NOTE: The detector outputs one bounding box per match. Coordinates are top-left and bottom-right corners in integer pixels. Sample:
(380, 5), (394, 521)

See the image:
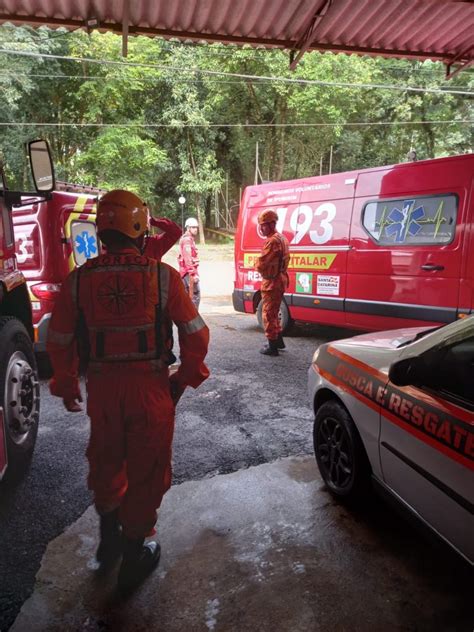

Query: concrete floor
(10, 456), (471, 632)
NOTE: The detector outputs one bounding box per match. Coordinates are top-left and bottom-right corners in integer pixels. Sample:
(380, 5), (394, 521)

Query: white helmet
(185, 217), (199, 228)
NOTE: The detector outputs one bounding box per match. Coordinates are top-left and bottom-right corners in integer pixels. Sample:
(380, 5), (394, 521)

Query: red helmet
(258, 210), (278, 225)
(97, 190), (149, 238)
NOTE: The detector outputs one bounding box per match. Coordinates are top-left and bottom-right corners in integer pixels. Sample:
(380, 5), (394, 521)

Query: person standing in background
(178, 217), (201, 309)
(255, 210), (290, 356)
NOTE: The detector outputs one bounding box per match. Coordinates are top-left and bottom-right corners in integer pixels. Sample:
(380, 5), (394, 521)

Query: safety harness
(75, 260), (175, 369)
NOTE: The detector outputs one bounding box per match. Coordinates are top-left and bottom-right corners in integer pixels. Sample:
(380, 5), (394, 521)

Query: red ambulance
(233, 153), (474, 333)
(12, 185), (99, 365)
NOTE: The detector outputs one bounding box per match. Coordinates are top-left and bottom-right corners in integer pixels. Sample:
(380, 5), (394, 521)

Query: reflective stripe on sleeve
(48, 328), (75, 346)
(179, 314), (206, 335)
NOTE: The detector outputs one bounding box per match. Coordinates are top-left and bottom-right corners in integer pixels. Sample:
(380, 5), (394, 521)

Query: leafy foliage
(0, 26), (472, 228)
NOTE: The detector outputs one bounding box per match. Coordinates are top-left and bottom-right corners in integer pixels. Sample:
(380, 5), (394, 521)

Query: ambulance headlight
(312, 348), (320, 365)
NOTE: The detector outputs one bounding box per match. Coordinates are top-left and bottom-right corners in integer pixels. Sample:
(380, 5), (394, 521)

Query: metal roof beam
(122, 0), (129, 57)
(289, 0), (332, 70)
(445, 45), (474, 79)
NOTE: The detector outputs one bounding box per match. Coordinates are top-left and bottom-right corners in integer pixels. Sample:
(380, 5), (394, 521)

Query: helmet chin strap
(139, 230), (149, 255)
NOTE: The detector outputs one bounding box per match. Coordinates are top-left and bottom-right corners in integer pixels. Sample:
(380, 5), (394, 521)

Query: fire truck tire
(0, 317), (40, 479)
(313, 400), (371, 503)
(256, 298), (292, 334)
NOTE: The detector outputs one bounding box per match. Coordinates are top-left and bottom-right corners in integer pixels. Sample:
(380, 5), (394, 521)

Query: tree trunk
(195, 195), (205, 245)
(420, 98), (435, 158)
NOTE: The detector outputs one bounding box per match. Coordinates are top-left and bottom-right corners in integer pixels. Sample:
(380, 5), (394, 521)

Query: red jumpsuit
(178, 231), (200, 308)
(255, 231), (290, 340)
(47, 249), (209, 539)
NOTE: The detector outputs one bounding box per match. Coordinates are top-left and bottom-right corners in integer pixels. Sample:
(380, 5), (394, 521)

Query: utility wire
(2, 37), (472, 75)
(134, 38), (474, 74)
(1, 24), (473, 75)
(0, 48), (472, 96)
(0, 121), (471, 128)
(0, 72), (471, 88)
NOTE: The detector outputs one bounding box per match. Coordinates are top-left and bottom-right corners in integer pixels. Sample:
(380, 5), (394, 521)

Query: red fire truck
(233, 153), (474, 333)
(0, 140), (56, 480)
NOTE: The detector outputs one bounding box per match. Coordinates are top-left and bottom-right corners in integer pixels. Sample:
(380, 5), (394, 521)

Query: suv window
(427, 336), (474, 407)
(362, 194), (457, 246)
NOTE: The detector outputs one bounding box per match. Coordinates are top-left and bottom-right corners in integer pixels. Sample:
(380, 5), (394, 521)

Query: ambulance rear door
(346, 155), (473, 330)
(287, 173), (356, 328)
(235, 182), (301, 310)
(58, 193), (98, 275)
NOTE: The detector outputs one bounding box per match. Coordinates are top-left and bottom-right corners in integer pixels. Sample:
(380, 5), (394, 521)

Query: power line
(0, 72), (470, 89)
(0, 48), (472, 96)
(133, 38), (474, 74)
(1, 24), (473, 76)
(0, 120), (471, 128)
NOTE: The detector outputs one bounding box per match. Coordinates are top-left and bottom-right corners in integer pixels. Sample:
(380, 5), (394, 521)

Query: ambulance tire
(256, 299), (292, 334)
(313, 400), (371, 503)
(0, 317), (40, 481)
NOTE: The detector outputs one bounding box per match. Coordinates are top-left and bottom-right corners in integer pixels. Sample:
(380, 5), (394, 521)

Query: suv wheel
(313, 400), (371, 502)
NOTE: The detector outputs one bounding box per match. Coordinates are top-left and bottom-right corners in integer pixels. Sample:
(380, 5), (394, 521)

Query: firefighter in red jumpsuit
(47, 190), (209, 591)
(178, 217), (200, 309)
(255, 210), (290, 356)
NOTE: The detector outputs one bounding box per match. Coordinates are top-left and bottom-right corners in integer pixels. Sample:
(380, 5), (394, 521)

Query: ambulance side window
(362, 194), (458, 246)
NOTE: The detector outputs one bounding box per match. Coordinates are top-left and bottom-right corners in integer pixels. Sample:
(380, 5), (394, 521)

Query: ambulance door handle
(421, 264), (444, 271)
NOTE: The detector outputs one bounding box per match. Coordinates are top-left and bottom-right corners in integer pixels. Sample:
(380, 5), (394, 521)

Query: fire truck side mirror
(28, 140), (55, 193)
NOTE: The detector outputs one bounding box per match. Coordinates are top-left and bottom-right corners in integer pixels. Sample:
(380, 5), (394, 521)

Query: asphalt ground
(0, 251), (472, 631)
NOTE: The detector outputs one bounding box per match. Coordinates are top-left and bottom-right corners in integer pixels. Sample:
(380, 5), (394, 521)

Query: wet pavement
(11, 456), (472, 632)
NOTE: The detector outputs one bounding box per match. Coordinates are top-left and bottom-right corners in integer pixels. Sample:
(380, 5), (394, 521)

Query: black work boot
(96, 508), (122, 573)
(259, 339), (279, 356)
(277, 334), (286, 349)
(117, 537), (161, 593)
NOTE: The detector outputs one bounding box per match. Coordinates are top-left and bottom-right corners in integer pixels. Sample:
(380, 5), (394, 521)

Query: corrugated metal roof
(0, 0), (472, 72)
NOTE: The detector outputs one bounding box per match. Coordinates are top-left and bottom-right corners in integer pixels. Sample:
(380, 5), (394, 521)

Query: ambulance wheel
(313, 400), (371, 502)
(0, 317), (40, 480)
(256, 299), (292, 334)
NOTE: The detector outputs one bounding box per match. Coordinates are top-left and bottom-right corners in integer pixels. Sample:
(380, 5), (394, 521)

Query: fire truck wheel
(0, 317), (40, 479)
(313, 400), (371, 503)
(256, 299), (292, 334)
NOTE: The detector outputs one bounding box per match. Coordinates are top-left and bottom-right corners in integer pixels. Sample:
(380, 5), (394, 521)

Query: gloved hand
(149, 217), (170, 230)
(169, 373), (186, 406)
(63, 392), (83, 412)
